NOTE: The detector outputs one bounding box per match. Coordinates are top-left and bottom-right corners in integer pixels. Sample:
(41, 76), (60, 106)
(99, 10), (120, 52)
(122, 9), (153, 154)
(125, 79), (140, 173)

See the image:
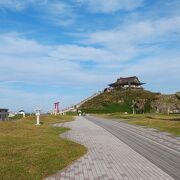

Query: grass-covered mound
(0, 115), (87, 180)
(80, 89), (160, 113)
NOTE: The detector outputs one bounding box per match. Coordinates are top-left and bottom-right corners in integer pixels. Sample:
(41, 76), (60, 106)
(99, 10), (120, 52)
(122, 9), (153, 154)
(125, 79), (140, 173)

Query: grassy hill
(79, 89), (180, 114)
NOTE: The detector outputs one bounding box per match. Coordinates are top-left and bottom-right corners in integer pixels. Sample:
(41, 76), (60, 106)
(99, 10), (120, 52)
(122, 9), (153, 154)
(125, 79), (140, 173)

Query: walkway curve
(46, 116), (174, 180)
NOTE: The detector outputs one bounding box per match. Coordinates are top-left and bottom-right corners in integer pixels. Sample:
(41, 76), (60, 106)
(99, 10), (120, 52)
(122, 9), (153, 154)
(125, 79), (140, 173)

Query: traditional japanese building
(0, 109), (9, 121)
(109, 76), (145, 89)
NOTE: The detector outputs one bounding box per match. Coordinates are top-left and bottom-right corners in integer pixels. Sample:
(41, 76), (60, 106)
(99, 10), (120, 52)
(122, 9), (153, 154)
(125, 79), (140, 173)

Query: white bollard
(36, 114), (40, 125)
(35, 110), (41, 125)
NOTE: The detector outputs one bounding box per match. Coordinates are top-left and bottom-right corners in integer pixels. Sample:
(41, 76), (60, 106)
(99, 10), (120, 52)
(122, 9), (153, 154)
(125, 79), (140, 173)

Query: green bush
(9, 114), (23, 120)
(66, 111), (78, 116)
(9, 114), (31, 120)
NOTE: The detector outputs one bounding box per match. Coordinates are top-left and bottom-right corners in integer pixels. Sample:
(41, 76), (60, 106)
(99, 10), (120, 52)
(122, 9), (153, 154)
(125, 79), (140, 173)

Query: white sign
(36, 112), (40, 116)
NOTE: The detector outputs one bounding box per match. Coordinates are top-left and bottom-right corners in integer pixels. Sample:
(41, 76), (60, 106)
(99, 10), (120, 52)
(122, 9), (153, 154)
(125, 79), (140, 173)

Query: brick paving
(46, 116), (174, 180)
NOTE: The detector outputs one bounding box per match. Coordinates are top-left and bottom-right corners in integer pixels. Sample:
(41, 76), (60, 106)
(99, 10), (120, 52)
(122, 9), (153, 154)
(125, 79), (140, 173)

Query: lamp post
(35, 109), (41, 125)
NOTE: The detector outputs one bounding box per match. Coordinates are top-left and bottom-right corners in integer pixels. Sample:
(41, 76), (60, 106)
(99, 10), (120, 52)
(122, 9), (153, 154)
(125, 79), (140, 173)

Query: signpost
(132, 100), (135, 115)
(35, 109), (41, 125)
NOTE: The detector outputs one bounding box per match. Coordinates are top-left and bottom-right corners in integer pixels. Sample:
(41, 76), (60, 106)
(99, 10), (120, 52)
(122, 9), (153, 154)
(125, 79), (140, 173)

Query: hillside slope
(79, 89), (180, 114)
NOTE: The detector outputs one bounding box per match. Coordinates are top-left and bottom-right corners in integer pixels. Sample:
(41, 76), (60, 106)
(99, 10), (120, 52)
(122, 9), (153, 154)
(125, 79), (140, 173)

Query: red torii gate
(54, 102), (59, 115)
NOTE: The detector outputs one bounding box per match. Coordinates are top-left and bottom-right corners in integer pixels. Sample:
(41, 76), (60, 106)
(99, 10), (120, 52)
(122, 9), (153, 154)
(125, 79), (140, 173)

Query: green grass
(97, 113), (180, 136)
(0, 115), (87, 180)
(65, 111), (78, 116)
(127, 118), (180, 136)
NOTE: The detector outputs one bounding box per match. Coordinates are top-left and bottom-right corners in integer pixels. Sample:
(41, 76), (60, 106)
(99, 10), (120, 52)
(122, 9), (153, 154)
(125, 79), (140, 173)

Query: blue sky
(0, 0), (180, 112)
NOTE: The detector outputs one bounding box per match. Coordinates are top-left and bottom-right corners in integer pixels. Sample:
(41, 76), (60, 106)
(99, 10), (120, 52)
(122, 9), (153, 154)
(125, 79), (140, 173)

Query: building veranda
(0, 109), (9, 121)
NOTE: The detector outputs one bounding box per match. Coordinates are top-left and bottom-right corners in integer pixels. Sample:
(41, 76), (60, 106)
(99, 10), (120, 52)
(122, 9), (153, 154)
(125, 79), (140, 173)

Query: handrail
(61, 92), (102, 113)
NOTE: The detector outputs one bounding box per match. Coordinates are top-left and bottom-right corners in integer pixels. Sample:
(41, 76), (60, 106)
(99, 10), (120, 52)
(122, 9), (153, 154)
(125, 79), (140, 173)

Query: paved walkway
(110, 118), (180, 152)
(46, 117), (174, 180)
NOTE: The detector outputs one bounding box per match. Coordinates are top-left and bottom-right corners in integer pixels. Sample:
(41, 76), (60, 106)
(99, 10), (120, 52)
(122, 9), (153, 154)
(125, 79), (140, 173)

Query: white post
(36, 114), (40, 125)
(132, 100), (135, 115)
(35, 109), (41, 125)
(167, 106), (170, 115)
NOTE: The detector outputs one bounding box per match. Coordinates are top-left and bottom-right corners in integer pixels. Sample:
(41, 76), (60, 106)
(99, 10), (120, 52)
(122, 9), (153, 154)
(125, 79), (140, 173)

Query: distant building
(18, 110), (25, 114)
(0, 109), (9, 121)
(18, 110), (26, 117)
(109, 76), (145, 89)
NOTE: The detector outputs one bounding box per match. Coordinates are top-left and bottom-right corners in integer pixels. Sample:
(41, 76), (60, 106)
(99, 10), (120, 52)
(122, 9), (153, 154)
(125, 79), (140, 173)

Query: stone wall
(151, 93), (180, 114)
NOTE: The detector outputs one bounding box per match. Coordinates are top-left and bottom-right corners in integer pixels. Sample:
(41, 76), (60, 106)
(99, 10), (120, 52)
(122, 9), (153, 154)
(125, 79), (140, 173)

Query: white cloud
(41, 1), (76, 26)
(0, 84), (59, 112)
(0, 33), (119, 87)
(76, 0), (144, 13)
(50, 45), (121, 62)
(85, 16), (180, 47)
(0, 0), (27, 11)
(0, 0), (47, 11)
(77, 15), (180, 66)
(0, 0), (75, 26)
(0, 33), (50, 56)
(1, 14), (180, 88)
